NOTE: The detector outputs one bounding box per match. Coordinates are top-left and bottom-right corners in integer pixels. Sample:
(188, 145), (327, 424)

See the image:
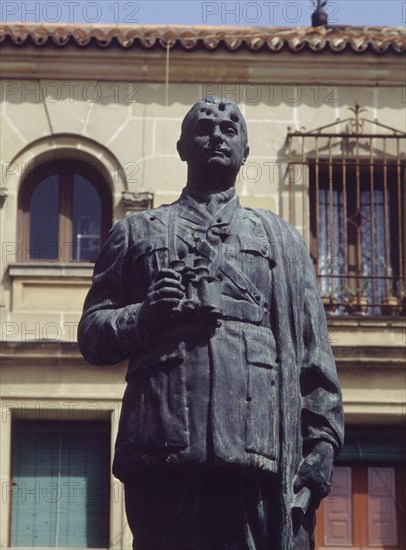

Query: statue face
(181, 100), (248, 182)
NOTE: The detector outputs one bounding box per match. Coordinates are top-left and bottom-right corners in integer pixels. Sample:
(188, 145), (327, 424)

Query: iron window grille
(287, 105), (405, 316)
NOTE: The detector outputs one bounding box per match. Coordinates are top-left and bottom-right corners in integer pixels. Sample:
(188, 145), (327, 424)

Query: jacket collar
(177, 186), (240, 229)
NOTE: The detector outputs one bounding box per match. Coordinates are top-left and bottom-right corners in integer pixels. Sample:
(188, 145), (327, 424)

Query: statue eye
(223, 124), (237, 136)
(195, 121), (212, 136)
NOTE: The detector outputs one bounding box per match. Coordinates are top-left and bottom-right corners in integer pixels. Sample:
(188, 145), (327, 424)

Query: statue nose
(211, 127), (224, 142)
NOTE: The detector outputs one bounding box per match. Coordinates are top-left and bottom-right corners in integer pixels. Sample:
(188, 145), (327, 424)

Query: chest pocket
(238, 239), (274, 298)
(240, 240), (273, 265)
(130, 234), (169, 295)
(244, 325), (279, 461)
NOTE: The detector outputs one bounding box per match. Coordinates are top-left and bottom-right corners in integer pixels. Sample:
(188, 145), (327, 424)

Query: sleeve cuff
(115, 304), (146, 355)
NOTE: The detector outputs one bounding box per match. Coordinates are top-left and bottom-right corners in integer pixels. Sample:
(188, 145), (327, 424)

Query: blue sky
(1, 1), (404, 27)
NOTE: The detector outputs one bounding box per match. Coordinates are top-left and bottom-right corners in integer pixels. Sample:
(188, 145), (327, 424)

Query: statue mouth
(209, 147), (231, 158)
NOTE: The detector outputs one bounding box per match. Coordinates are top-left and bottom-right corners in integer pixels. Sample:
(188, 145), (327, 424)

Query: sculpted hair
(179, 96), (248, 149)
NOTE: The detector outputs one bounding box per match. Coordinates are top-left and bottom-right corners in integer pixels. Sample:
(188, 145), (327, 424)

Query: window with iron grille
(287, 105), (405, 316)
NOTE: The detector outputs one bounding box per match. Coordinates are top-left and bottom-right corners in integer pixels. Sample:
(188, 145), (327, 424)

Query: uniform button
(246, 396), (252, 402)
(255, 293), (261, 301)
(177, 250), (185, 259)
(261, 246), (268, 256)
(149, 216), (156, 221)
(216, 217), (222, 223)
(216, 320), (222, 328)
(254, 225), (265, 237)
(146, 244), (153, 252)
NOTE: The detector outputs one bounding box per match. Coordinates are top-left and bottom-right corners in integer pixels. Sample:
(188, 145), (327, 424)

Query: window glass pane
(318, 176), (345, 298)
(29, 175), (59, 260)
(313, 163), (400, 315)
(72, 176), (101, 262)
(11, 421), (110, 548)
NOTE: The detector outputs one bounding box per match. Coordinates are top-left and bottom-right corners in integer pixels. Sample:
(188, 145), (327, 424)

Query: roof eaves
(0, 23), (405, 54)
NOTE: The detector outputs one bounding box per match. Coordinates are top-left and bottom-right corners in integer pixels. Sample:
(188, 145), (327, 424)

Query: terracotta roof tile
(0, 22), (405, 53)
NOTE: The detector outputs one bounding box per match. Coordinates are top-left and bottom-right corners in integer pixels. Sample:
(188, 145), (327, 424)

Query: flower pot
(381, 296), (402, 316)
(346, 296), (369, 315)
(322, 296), (339, 314)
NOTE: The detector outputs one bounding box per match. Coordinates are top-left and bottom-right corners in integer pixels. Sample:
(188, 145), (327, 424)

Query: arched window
(19, 160), (112, 262)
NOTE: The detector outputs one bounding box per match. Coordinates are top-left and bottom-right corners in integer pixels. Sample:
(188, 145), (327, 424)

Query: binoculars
(170, 257), (222, 320)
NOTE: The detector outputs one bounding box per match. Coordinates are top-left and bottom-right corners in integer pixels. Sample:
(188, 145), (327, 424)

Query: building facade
(0, 23), (405, 549)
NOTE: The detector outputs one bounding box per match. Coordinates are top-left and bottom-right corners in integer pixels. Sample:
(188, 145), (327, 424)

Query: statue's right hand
(140, 269), (185, 328)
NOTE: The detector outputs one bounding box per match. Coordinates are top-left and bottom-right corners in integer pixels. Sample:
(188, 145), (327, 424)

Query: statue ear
(177, 139), (187, 161)
(242, 146), (250, 165)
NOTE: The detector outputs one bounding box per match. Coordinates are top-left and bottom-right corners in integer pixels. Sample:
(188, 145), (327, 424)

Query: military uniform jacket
(78, 189), (344, 548)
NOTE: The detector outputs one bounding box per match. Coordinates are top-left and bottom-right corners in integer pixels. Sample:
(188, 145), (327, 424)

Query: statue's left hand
(293, 440), (334, 509)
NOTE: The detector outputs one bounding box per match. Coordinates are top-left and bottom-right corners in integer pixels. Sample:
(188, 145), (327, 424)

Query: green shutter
(336, 425), (406, 464)
(11, 421), (110, 548)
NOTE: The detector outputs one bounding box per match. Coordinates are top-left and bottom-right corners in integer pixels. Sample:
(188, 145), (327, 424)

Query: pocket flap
(240, 240), (271, 258)
(244, 326), (277, 366)
(131, 234), (168, 260)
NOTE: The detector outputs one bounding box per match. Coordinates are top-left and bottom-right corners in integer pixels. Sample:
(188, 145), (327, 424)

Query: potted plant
(381, 281), (403, 316)
(343, 283), (369, 315)
(380, 258), (402, 316)
(320, 260), (340, 315)
(322, 292), (340, 314)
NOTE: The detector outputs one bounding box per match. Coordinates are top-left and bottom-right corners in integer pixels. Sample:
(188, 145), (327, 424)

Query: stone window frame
(18, 157), (113, 263)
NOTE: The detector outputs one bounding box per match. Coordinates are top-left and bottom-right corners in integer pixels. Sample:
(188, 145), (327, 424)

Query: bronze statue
(78, 96), (344, 549)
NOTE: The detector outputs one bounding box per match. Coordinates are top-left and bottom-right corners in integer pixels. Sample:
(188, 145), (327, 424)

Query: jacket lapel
(177, 195), (212, 227)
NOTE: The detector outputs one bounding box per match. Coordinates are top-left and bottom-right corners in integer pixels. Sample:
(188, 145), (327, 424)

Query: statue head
(177, 96), (249, 191)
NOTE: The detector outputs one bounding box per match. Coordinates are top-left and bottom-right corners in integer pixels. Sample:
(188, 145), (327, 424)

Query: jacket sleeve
(300, 240), (344, 456)
(77, 218), (147, 366)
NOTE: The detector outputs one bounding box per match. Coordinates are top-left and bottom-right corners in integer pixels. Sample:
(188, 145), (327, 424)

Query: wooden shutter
(316, 426), (405, 549)
(322, 467), (353, 547)
(11, 420), (110, 548)
(336, 426), (406, 464)
(367, 467), (398, 546)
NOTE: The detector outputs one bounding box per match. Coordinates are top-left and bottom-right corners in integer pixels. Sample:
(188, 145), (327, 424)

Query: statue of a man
(78, 96), (344, 550)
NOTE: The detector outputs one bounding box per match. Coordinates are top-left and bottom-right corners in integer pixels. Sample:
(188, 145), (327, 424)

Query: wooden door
(315, 465), (405, 549)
